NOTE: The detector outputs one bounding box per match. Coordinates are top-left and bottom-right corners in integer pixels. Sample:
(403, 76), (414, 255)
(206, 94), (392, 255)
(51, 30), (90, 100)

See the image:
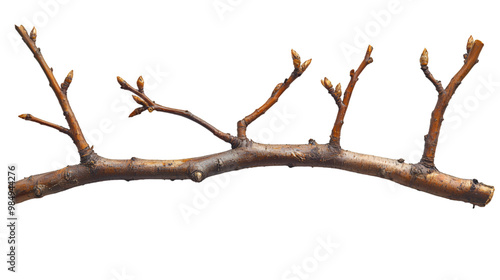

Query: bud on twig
(129, 107), (147, 118)
(291, 49), (301, 69)
(330, 83), (342, 102)
(272, 83), (283, 96)
(466, 36), (474, 53)
(132, 95), (148, 107)
(420, 48), (428, 66)
(335, 83), (342, 97)
(61, 70), (73, 93)
(117, 76), (127, 88)
(300, 59), (312, 73)
(137, 76), (144, 92)
(30, 27), (37, 43)
(18, 114), (31, 120)
(321, 77), (333, 89)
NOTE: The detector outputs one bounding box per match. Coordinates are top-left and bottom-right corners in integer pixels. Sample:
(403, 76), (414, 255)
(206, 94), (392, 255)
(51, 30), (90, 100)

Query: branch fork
(419, 35), (484, 169)
(13, 25), (494, 207)
(321, 45), (374, 150)
(15, 25), (94, 162)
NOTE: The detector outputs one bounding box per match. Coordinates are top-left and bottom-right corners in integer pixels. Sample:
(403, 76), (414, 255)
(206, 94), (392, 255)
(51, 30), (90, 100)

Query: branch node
(191, 170), (204, 182)
(271, 83), (283, 97)
(419, 36), (483, 167)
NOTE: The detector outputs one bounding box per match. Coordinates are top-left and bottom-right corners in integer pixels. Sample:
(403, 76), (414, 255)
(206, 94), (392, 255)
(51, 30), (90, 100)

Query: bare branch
(15, 25), (93, 161)
(420, 37), (484, 168)
(116, 75), (239, 147)
(12, 26), (495, 208)
(329, 45), (373, 149)
(237, 49), (311, 139)
(18, 114), (70, 135)
(420, 48), (445, 95)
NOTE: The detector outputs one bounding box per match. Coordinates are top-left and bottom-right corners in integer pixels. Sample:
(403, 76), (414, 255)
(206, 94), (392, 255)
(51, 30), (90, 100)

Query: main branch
(12, 26), (494, 207)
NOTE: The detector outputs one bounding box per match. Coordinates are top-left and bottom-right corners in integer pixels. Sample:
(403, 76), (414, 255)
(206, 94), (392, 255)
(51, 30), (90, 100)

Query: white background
(1, 0), (499, 279)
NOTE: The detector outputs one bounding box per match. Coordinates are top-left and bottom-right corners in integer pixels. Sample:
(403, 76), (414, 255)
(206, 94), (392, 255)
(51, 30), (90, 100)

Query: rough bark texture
(14, 143), (494, 206)
(12, 26), (494, 207)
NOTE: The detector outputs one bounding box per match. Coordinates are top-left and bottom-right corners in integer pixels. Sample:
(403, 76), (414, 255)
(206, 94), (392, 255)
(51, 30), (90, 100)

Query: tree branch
(419, 48), (445, 95)
(325, 45), (373, 149)
(236, 49), (311, 140)
(18, 114), (70, 135)
(117, 75), (240, 147)
(15, 25), (94, 161)
(419, 36), (484, 168)
(12, 26), (495, 208)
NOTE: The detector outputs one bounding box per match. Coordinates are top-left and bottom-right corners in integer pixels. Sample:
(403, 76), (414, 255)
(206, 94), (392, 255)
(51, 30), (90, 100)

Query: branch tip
(17, 113), (70, 135)
(18, 114), (30, 120)
(420, 48), (428, 66)
(129, 107), (147, 118)
(466, 36), (474, 53)
(30, 27), (37, 42)
(335, 83), (342, 94)
(117, 76), (127, 88)
(132, 95), (148, 107)
(291, 49), (301, 69)
(61, 70), (73, 93)
(321, 77), (333, 90)
(137, 76), (144, 92)
(300, 59), (312, 72)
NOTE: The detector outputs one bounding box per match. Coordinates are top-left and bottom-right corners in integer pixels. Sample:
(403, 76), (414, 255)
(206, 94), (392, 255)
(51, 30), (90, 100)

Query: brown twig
(419, 49), (445, 95)
(12, 26), (495, 207)
(323, 45), (373, 149)
(116, 76), (240, 147)
(236, 49), (311, 139)
(15, 25), (93, 161)
(419, 36), (484, 168)
(18, 114), (70, 135)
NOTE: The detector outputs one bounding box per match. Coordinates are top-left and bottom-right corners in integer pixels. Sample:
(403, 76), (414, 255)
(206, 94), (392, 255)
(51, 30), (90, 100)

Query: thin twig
(419, 48), (445, 95)
(328, 45), (373, 148)
(15, 25), (93, 161)
(236, 49), (311, 139)
(420, 37), (483, 168)
(117, 76), (240, 147)
(18, 114), (70, 135)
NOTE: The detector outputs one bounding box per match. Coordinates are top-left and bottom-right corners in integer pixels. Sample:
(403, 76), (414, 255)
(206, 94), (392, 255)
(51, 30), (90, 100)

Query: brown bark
(12, 25), (494, 207)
